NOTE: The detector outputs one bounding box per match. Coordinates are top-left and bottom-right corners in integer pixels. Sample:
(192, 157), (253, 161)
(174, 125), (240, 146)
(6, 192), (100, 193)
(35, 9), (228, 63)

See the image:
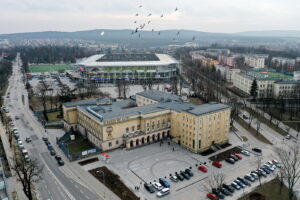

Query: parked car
(45, 140), (50, 145)
(24, 155), (31, 162)
(230, 155), (239, 161)
(249, 173), (259, 180)
(57, 159), (64, 166)
(159, 178), (171, 188)
(152, 182), (163, 191)
(219, 187), (231, 196)
(55, 155), (62, 161)
(272, 160), (281, 168)
(176, 173), (184, 181)
(225, 157), (235, 164)
(180, 171), (190, 180)
(212, 188), (225, 199)
(244, 175), (255, 182)
(42, 137), (48, 142)
(240, 150), (250, 156)
(267, 161), (277, 169)
(207, 193), (219, 200)
(286, 134), (291, 139)
(263, 164), (274, 172)
(252, 148), (262, 153)
(50, 150), (56, 156)
(169, 175), (178, 182)
(231, 182), (241, 190)
(257, 169), (267, 177)
(260, 167), (271, 174)
(237, 177), (249, 185)
(15, 116), (20, 120)
(144, 183), (155, 193)
(234, 180), (245, 188)
(212, 161), (222, 168)
(47, 144), (54, 151)
(222, 183), (235, 193)
(185, 169), (194, 177)
(233, 153), (243, 160)
(198, 165), (208, 173)
(157, 188), (170, 197)
(18, 141), (24, 149)
(25, 137), (32, 143)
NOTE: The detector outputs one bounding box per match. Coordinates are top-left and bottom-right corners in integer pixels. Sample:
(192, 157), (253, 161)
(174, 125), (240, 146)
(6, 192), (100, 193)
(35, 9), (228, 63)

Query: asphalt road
(4, 54), (100, 200)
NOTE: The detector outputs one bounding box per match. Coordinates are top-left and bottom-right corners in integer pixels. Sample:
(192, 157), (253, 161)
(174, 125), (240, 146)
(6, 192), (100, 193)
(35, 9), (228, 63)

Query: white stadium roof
(77, 54), (178, 67)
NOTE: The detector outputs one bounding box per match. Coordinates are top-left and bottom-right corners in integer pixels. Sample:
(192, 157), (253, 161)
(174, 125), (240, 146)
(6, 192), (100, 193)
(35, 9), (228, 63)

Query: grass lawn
(29, 64), (72, 73)
(67, 140), (94, 154)
(236, 117), (272, 144)
(46, 111), (62, 121)
(238, 178), (293, 200)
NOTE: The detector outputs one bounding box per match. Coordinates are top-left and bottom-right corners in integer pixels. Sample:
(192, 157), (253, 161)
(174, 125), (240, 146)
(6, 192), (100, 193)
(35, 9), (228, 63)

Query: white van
(157, 188), (170, 197)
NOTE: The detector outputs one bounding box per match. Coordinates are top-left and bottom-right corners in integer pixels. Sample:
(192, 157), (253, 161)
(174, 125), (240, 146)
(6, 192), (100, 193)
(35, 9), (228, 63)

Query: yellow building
(63, 90), (230, 153)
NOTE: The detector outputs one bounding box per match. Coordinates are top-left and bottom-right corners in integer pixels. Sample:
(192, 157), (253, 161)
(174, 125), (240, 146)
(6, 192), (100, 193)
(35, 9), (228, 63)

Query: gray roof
(63, 97), (112, 107)
(79, 98), (230, 122)
(136, 90), (182, 102)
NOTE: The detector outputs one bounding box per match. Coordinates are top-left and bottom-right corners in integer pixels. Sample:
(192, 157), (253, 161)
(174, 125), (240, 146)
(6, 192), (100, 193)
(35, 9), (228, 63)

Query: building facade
(63, 90), (231, 153)
(244, 56), (265, 68)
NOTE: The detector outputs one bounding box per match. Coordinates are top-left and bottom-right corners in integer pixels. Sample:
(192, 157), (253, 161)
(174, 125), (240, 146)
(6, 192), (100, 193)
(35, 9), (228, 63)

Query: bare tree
(256, 120), (261, 136)
(203, 171), (226, 193)
(255, 155), (262, 187)
(248, 108), (255, 128)
(115, 79), (130, 99)
(275, 146), (300, 200)
(11, 150), (43, 200)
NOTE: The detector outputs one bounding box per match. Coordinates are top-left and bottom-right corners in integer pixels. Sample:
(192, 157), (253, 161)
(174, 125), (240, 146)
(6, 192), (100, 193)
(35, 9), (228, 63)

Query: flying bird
(152, 29), (154, 32)
(135, 13), (139, 16)
(148, 21), (151, 24)
(147, 13), (152, 17)
(158, 31), (161, 35)
(139, 5), (142, 8)
(177, 31), (180, 36)
(135, 28), (138, 33)
(192, 36), (196, 41)
(161, 14), (164, 18)
(134, 21), (137, 23)
(100, 31), (105, 36)
(175, 7), (178, 12)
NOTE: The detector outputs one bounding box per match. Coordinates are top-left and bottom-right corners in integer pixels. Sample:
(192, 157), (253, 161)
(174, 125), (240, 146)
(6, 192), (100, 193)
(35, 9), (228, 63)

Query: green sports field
(251, 71), (293, 79)
(29, 64), (72, 73)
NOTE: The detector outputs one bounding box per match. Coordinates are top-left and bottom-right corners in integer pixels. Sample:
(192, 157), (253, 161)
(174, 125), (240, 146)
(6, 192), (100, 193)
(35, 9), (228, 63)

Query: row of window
(108, 140), (119, 147)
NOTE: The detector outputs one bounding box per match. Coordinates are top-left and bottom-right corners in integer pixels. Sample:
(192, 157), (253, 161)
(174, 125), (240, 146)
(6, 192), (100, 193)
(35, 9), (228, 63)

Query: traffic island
(89, 166), (139, 200)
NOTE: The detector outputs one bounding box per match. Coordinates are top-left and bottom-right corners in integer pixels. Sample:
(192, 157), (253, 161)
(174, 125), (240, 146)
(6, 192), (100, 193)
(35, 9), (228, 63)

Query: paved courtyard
(76, 131), (278, 200)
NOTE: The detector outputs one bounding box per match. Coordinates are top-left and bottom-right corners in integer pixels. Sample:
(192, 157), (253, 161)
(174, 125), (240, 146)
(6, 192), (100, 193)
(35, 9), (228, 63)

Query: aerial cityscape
(0, 0), (300, 200)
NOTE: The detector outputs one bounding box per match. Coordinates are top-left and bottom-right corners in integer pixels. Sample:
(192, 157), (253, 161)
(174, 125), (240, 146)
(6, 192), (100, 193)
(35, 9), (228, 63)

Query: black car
(185, 169), (194, 177)
(237, 177), (249, 186)
(225, 157), (235, 164)
(180, 171), (190, 180)
(176, 173), (184, 181)
(57, 159), (64, 166)
(244, 175), (255, 182)
(212, 188), (225, 199)
(144, 183), (155, 193)
(25, 137), (32, 143)
(42, 137), (48, 142)
(222, 183), (235, 193)
(252, 148), (262, 153)
(230, 155), (239, 161)
(55, 155), (62, 161)
(45, 140), (50, 145)
(219, 187), (231, 196)
(50, 150), (56, 156)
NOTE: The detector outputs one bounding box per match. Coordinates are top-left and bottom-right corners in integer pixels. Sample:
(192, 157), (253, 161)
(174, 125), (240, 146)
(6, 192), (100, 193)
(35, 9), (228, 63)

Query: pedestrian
(172, 147), (174, 151)
(297, 134), (298, 137)
(160, 143), (161, 147)
(168, 141), (170, 145)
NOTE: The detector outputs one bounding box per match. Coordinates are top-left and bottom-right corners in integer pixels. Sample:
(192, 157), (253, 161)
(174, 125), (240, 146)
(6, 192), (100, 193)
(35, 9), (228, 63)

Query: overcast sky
(0, 0), (299, 34)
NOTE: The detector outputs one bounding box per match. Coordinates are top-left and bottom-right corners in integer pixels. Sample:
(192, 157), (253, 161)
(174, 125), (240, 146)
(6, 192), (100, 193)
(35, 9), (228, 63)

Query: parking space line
(176, 176), (208, 192)
(129, 169), (147, 183)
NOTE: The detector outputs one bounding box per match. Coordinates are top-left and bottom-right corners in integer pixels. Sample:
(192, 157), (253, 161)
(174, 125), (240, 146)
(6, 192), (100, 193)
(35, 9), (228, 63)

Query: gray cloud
(0, 0), (299, 34)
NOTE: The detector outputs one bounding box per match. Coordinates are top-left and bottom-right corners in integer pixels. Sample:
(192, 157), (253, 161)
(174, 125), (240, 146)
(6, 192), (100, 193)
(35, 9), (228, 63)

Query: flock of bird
(101, 5), (196, 42)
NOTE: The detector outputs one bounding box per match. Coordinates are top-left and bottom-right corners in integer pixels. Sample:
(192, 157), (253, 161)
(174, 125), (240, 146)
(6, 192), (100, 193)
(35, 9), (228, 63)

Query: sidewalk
(0, 123), (28, 200)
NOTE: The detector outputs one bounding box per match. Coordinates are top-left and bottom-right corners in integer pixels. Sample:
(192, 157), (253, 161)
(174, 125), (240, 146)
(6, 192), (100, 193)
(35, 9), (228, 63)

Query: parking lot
(77, 131), (278, 200)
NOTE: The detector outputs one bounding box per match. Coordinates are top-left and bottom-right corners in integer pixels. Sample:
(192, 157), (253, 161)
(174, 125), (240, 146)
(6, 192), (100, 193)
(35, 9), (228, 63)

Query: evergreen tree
(250, 79), (258, 99)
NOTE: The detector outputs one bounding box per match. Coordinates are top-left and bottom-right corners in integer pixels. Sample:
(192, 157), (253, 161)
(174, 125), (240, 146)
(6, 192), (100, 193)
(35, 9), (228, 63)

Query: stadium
(72, 53), (180, 83)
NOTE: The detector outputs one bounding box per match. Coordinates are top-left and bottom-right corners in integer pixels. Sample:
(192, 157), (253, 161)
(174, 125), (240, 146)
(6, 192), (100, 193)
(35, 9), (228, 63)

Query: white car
(241, 150), (250, 156)
(249, 173), (259, 180)
(286, 135), (291, 139)
(152, 182), (163, 191)
(272, 160), (281, 168)
(157, 188), (170, 197)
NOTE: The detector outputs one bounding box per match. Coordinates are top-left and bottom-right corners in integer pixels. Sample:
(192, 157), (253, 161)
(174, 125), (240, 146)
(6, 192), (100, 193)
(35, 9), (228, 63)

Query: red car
(212, 161), (222, 168)
(233, 153), (243, 160)
(207, 193), (219, 200)
(198, 165), (208, 173)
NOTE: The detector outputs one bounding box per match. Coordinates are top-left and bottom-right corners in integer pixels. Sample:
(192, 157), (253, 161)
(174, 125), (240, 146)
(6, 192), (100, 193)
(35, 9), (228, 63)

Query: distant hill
(236, 30), (300, 38)
(0, 29), (298, 47)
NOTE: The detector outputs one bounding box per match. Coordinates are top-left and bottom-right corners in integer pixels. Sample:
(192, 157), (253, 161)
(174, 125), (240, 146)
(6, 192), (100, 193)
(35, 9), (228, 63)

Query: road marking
(176, 176), (208, 192)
